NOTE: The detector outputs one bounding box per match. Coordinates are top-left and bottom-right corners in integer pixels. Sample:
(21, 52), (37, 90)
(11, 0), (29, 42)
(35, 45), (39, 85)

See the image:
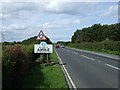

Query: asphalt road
(55, 47), (119, 88)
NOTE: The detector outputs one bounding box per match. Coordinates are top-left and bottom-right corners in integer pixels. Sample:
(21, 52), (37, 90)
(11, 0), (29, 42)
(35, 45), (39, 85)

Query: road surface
(55, 47), (119, 88)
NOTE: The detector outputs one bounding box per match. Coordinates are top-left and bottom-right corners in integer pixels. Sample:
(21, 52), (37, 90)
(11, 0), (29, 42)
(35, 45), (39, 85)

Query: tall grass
(22, 49), (68, 88)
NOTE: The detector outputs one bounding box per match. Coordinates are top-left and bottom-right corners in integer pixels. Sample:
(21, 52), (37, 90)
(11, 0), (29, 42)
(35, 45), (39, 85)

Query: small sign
(34, 44), (53, 53)
(40, 41), (47, 47)
(36, 30), (47, 40)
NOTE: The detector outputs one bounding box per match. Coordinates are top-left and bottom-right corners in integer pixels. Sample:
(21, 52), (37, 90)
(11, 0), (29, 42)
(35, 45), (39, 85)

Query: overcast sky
(0, 1), (119, 42)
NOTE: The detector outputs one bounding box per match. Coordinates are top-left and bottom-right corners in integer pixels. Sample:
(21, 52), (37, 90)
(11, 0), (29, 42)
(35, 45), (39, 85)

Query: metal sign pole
(47, 53), (48, 63)
(40, 40), (41, 62)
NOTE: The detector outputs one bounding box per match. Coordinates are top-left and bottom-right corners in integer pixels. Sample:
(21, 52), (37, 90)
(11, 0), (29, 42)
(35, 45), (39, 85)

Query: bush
(68, 41), (120, 52)
(2, 44), (40, 88)
(2, 44), (28, 88)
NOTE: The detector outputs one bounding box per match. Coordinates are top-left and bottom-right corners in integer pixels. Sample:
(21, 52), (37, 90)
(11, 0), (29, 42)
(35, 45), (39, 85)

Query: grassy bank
(67, 41), (120, 56)
(22, 49), (68, 88)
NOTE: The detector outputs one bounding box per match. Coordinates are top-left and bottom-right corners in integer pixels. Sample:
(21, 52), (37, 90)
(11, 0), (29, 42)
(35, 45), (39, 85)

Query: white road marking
(98, 61), (101, 63)
(105, 64), (120, 71)
(65, 49), (78, 55)
(81, 55), (95, 61)
(72, 52), (78, 55)
(54, 49), (77, 89)
(66, 50), (71, 52)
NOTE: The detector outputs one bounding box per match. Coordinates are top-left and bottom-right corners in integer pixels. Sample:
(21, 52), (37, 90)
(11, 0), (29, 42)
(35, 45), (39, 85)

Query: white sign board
(34, 44), (53, 53)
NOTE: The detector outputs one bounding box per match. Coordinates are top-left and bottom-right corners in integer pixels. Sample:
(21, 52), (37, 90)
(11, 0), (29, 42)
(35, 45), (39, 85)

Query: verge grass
(22, 48), (68, 88)
(67, 42), (120, 56)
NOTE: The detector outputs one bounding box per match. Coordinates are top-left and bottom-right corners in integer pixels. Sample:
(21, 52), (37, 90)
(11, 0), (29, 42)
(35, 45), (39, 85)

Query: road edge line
(54, 48), (77, 89)
(66, 47), (119, 60)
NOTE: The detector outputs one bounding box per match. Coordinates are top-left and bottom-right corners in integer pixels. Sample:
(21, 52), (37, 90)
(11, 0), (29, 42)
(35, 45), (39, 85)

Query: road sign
(40, 41), (47, 47)
(36, 30), (47, 40)
(34, 44), (53, 53)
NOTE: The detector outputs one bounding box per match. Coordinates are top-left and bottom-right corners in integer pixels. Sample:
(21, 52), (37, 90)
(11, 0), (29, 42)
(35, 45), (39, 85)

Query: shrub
(2, 44), (28, 88)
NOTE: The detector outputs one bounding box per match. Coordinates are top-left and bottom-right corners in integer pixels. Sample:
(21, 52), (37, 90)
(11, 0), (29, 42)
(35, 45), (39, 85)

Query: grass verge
(22, 48), (68, 88)
(67, 45), (120, 56)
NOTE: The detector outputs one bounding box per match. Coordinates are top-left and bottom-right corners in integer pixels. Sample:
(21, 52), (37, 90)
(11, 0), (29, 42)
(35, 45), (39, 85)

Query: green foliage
(3, 41), (21, 45)
(67, 41), (120, 55)
(2, 35), (68, 88)
(2, 44), (40, 88)
(21, 36), (52, 45)
(2, 45), (28, 88)
(57, 41), (71, 46)
(72, 23), (120, 43)
(22, 48), (68, 88)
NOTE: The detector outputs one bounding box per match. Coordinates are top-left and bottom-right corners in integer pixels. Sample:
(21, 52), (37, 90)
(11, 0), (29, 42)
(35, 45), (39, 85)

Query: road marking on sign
(105, 64), (120, 71)
(54, 49), (77, 89)
(81, 55), (95, 61)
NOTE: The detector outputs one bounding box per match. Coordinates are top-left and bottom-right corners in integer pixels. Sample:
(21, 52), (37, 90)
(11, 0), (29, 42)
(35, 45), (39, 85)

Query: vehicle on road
(56, 44), (60, 48)
(61, 45), (65, 48)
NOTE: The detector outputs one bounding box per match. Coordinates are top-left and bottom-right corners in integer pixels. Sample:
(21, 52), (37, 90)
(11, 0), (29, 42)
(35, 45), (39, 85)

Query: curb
(54, 48), (77, 90)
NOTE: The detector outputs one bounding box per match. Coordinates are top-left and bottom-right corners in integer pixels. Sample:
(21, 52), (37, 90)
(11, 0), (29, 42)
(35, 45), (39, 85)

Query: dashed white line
(66, 50), (71, 52)
(72, 52), (78, 55)
(105, 64), (120, 71)
(65, 49), (78, 55)
(81, 55), (95, 61)
(98, 61), (101, 63)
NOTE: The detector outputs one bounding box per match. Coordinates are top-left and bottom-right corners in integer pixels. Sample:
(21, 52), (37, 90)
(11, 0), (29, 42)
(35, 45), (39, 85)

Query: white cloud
(1, 0), (120, 2)
(2, 21), (71, 32)
(102, 5), (118, 17)
(1, 2), (37, 20)
(2, 2), (36, 13)
(1, 2), (118, 42)
(42, 2), (98, 15)
(1, 2), (99, 20)
(73, 19), (80, 25)
(2, 24), (29, 32)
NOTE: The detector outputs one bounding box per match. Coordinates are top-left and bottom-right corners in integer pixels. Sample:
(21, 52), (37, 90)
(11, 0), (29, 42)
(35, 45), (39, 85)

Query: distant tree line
(57, 41), (71, 46)
(72, 23), (120, 43)
(3, 41), (21, 45)
(3, 36), (52, 45)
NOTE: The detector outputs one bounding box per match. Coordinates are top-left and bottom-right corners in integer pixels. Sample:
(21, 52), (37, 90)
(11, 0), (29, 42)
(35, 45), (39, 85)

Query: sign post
(34, 30), (53, 63)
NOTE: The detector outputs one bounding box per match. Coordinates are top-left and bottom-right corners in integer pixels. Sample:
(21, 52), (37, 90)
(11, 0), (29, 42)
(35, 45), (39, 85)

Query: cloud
(1, 2), (118, 42)
(1, 2), (37, 20)
(1, 0), (120, 2)
(102, 5), (118, 17)
(73, 19), (80, 25)
(3, 24), (29, 31)
(2, 2), (37, 13)
(42, 2), (98, 16)
(40, 22), (69, 29)
(1, 2), (99, 20)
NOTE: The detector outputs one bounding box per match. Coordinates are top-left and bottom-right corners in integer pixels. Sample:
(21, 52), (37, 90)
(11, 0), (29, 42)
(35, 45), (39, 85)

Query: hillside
(21, 36), (52, 45)
(3, 36), (52, 45)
